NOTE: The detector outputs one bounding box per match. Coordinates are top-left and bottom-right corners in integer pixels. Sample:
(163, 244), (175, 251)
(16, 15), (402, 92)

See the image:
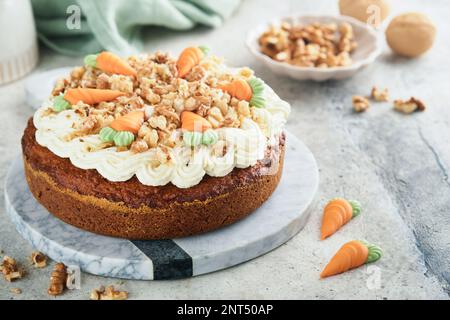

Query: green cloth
(31, 0), (241, 56)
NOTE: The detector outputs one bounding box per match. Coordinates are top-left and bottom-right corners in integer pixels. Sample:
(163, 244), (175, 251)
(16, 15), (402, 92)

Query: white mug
(0, 0), (39, 85)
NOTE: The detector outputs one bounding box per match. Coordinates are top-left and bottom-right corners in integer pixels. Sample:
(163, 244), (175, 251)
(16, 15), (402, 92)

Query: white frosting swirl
(33, 83), (290, 188)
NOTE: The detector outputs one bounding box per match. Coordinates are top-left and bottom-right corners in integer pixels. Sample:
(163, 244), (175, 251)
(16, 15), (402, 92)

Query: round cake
(22, 49), (291, 239)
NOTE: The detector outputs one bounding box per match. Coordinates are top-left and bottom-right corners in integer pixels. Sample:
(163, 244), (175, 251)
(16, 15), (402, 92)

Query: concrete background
(1, 0), (449, 299)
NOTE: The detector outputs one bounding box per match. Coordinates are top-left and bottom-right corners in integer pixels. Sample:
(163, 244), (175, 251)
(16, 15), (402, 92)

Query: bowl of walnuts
(246, 14), (381, 81)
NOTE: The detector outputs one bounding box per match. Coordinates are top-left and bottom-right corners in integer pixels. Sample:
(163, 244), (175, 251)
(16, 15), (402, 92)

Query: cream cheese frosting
(33, 58), (290, 188)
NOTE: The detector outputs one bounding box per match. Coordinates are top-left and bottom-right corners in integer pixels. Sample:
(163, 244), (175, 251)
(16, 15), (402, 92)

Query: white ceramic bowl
(246, 14), (382, 81)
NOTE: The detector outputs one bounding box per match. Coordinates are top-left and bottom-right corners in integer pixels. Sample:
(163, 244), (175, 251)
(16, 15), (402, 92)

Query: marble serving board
(4, 133), (319, 280)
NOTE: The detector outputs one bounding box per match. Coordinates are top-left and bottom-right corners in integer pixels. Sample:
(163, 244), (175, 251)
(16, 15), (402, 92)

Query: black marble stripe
(131, 240), (193, 280)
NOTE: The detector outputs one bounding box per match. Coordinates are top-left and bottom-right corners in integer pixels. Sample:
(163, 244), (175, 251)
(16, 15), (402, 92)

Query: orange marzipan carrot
(320, 240), (369, 278)
(110, 111), (144, 134)
(220, 79), (253, 101)
(96, 52), (137, 76)
(321, 198), (354, 240)
(181, 111), (212, 132)
(64, 88), (125, 105)
(177, 47), (204, 78)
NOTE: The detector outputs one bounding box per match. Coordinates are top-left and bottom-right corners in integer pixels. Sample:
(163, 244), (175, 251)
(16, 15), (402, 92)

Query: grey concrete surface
(1, 0), (449, 299)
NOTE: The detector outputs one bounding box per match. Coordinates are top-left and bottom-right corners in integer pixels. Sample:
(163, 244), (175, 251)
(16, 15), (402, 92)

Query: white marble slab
(4, 132), (318, 280)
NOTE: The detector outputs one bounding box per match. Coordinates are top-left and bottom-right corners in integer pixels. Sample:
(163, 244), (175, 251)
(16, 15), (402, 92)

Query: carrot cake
(21, 48), (291, 239)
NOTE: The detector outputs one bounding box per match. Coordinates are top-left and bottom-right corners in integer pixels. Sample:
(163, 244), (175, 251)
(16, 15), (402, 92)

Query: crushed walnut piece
(90, 285), (128, 300)
(30, 251), (47, 268)
(10, 287), (22, 295)
(371, 86), (390, 102)
(394, 97), (426, 114)
(352, 95), (370, 112)
(258, 21), (357, 68)
(130, 139), (149, 153)
(0, 256), (23, 282)
(48, 263), (67, 296)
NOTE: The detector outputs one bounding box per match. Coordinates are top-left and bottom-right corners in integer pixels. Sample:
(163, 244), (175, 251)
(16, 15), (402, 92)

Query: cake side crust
(22, 119), (285, 239)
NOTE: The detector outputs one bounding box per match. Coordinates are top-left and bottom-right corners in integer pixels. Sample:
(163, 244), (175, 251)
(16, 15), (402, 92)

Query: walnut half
(394, 97), (426, 114)
(371, 86), (390, 102)
(352, 96), (370, 113)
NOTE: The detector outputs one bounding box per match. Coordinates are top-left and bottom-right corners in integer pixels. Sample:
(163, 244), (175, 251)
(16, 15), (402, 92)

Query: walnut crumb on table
(371, 86), (390, 102)
(0, 256), (23, 282)
(10, 288), (22, 295)
(48, 263), (67, 296)
(90, 285), (128, 300)
(394, 97), (426, 114)
(352, 95), (370, 112)
(30, 251), (47, 268)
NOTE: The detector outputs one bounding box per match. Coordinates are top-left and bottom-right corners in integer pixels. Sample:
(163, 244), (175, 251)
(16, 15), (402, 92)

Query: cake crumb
(394, 97), (426, 114)
(352, 95), (370, 112)
(30, 251), (47, 268)
(0, 256), (23, 282)
(90, 285), (128, 300)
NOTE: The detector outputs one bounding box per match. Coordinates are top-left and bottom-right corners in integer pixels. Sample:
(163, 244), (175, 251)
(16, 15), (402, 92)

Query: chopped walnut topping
(46, 50), (265, 154)
(1, 256), (23, 282)
(207, 107), (224, 128)
(148, 115), (167, 130)
(155, 106), (180, 126)
(130, 139), (149, 153)
(90, 285), (128, 300)
(96, 73), (110, 89)
(371, 86), (390, 102)
(352, 95), (370, 112)
(70, 66), (85, 81)
(223, 107), (240, 127)
(143, 128), (159, 148)
(237, 100), (251, 120)
(259, 21), (356, 68)
(70, 115), (102, 138)
(110, 74), (134, 93)
(145, 91), (162, 104)
(185, 65), (206, 82)
(30, 252), (47, 268)
(184, 97), (198, 111)
(52, 77), (69, 96)
(196, 104), (210, 117)
(138, 125), (151, 138)
(80, 67), (101, 88)
(394, 97), (426, 114)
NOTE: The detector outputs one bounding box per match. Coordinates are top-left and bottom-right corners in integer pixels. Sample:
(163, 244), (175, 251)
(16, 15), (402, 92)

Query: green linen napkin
(31, 0), (241, 56)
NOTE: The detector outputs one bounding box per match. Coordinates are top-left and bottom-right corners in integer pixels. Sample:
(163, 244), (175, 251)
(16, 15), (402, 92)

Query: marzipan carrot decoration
(110, 111), (144, 134)
(321, 198), (361, 240)
(100, 111), (144, 147)
(320, 240), (382, 279)
(181, 111), (212, 132)
(220, 78), (266, 108)
(53, 88), (125, 112)
(176, 46), (210, 78)
(84, 52), (137, 76)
